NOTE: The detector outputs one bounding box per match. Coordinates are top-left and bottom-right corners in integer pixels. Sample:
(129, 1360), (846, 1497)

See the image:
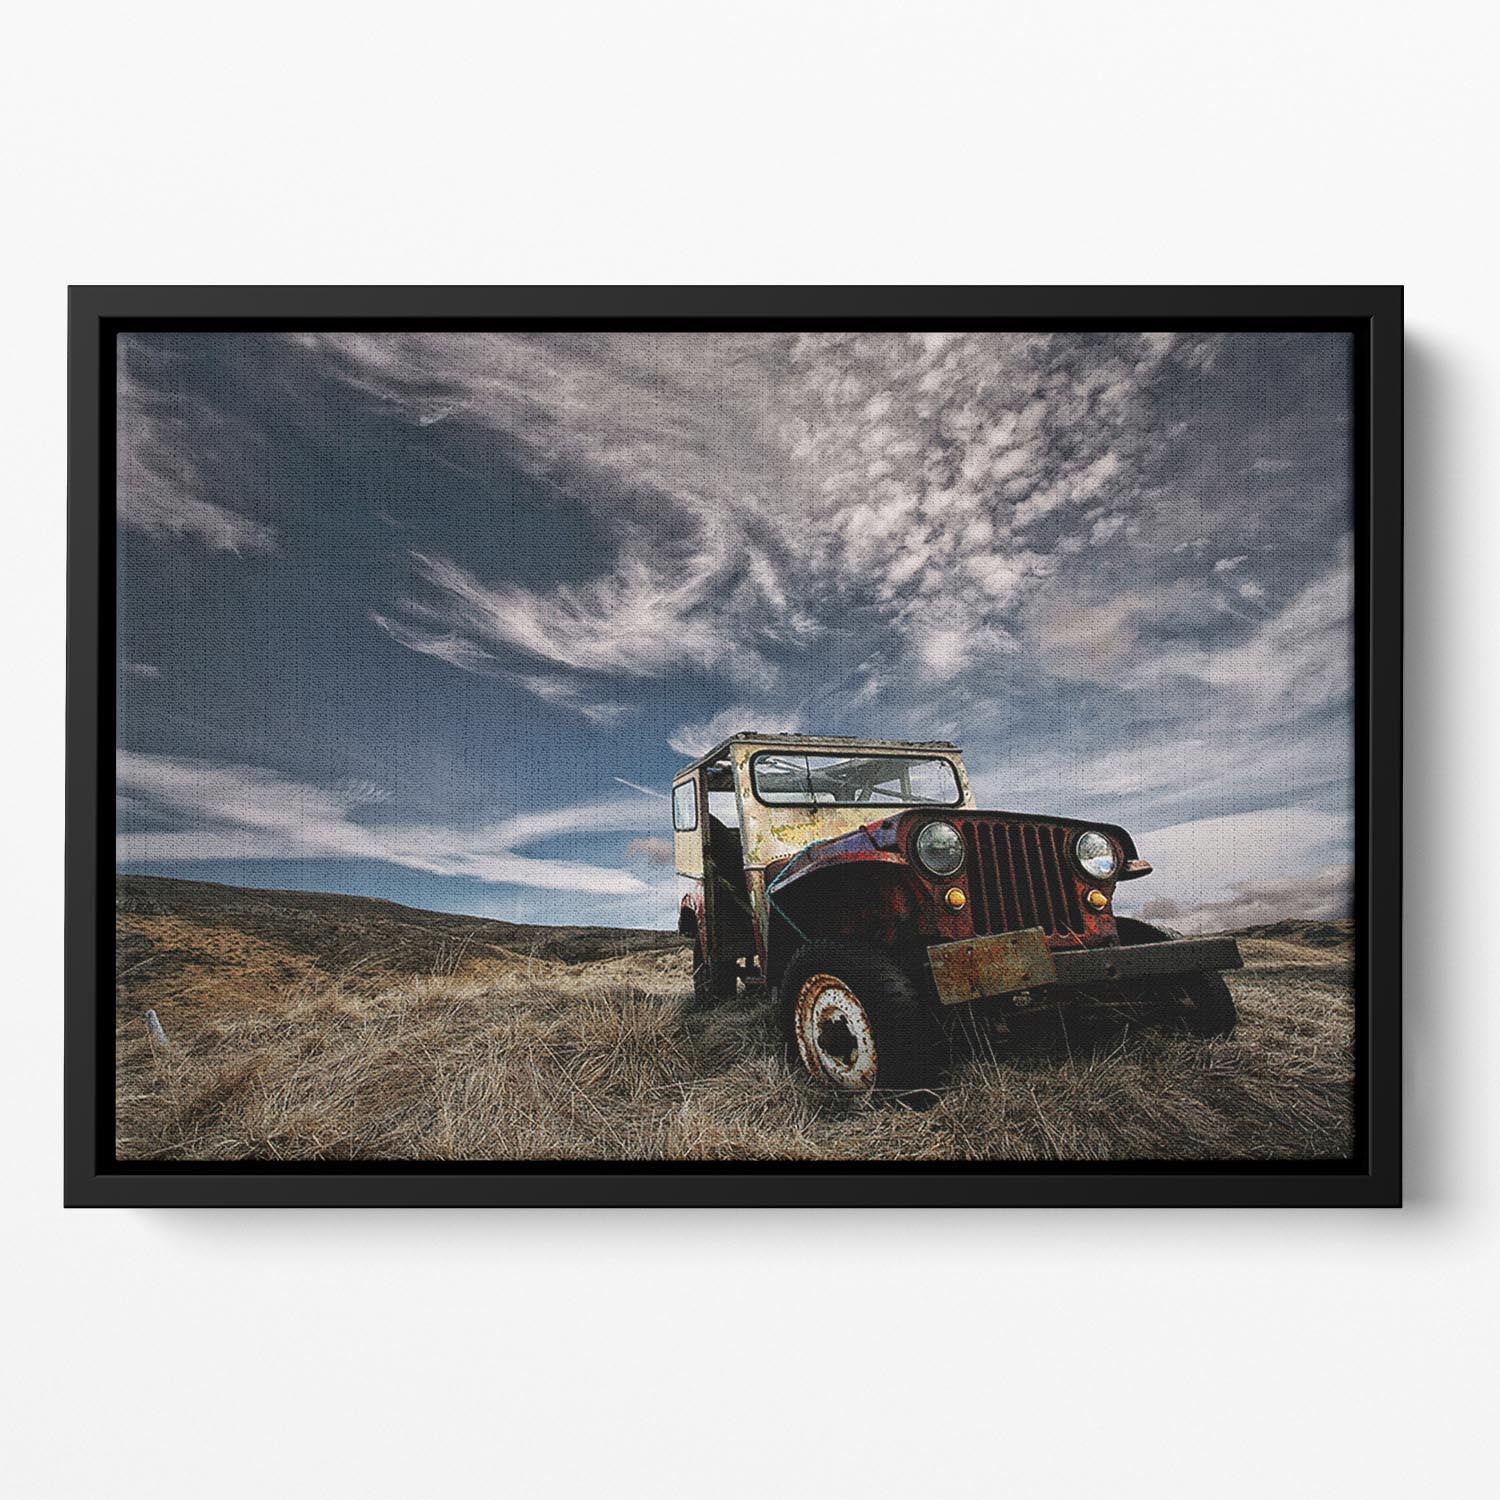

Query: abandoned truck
(672, 733), (1242, 1091)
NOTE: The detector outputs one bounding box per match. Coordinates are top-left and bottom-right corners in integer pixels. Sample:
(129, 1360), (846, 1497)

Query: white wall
(3, 4), (1494, 1496)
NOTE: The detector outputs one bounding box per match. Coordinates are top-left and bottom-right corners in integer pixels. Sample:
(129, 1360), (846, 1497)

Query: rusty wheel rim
(794, 973), (878, 1089)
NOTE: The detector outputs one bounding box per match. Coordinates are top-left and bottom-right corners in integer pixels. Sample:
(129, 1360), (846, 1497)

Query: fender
(765, 821), (909, 899)
(761, 822), (936, 980)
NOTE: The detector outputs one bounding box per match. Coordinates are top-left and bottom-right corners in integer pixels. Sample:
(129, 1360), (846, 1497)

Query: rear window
(672, 780), (698, 831)
(751, 752), (961, 807)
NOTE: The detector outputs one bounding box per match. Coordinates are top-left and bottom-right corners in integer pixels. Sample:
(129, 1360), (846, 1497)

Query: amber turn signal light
(945, 887), (967, 910)
(1086, 889), (1109, 910)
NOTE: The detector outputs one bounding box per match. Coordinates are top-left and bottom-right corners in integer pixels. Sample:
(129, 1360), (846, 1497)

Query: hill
(116, 874), (683, 1023)
(1227, 916), (1353, 951)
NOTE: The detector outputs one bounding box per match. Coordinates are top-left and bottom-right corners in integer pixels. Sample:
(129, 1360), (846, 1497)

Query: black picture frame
(67, 285), (1402, 1207)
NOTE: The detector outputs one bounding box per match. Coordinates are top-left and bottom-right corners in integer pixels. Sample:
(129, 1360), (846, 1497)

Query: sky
(116, 329), (1354, 933)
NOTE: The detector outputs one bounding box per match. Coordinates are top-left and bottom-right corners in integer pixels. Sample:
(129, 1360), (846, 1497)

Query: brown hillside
(116, 874), (684, 1024)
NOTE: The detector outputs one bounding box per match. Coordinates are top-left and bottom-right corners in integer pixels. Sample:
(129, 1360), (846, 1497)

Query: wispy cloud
(370, 610), (630, 724)
(1114, 807), (1350, 933)
(294, 331), (1351, 924)
(289, 331), (798, 704)
(369, 610), (496, 672)
(117, 341), (278, 554)
(1130, 538), (1353, 716)
(512, 674), (631, 726)
(613, 777), (668, 800)
(667, 704), (803, 759)
(301, 331), (1299, 718)
(627, 837), (674, 867)
(119, 330), (1353, 927)
(397, 549), (759, 683)
(1137, 864), (1353, 934)
(116, 751), (657, 896)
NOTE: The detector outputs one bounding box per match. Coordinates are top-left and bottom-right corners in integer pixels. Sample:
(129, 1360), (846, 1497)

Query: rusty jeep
(672, 733), (1241, 1090)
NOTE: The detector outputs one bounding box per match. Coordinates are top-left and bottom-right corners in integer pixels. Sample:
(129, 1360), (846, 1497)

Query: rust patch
(793, 972), (879, 1089)
(928, 928), (1058, 1006)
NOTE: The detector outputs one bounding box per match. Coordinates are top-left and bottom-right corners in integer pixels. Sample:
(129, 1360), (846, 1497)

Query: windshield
(751, 752), (962, 807)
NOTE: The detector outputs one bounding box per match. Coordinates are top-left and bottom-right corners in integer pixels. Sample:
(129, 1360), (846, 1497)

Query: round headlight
(1075, 830), (1118, 880)
(915, 820), (965, 877)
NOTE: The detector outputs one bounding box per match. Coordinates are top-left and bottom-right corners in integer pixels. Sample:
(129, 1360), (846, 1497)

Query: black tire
(691, 940), (737, 1010)
(1174, 971), (1238, 1038)
(779, 940), (945, 1091)
(1116, 920), (1237, 1037)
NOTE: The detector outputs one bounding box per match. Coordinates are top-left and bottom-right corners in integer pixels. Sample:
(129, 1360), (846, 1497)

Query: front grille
(960, 818), (1087, 939)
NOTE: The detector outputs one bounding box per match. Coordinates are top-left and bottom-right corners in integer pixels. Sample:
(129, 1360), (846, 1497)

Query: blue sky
(116, 330), (1354, 932)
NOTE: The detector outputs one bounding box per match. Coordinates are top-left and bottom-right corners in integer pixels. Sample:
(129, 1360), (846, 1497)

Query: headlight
(915, 820), (964, 877)
(1075, 830), (1118, 880)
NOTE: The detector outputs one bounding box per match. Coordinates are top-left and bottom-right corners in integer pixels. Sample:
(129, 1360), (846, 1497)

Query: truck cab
(673, 733), (1241, 1090)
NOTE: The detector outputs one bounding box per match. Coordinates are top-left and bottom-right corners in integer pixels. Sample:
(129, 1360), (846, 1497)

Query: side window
(672, 780), (698, 832)
(707, 789), (740, 828)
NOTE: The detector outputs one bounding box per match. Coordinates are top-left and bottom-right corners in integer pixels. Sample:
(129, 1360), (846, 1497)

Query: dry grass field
(115, 876), (1355, 1162)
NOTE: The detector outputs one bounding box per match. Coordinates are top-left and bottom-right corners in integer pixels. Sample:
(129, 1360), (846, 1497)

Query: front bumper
(927, 928), (1243, 1007)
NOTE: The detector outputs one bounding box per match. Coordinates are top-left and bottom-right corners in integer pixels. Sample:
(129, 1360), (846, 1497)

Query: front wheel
(1170, 971), (1238, 1037)
(779, 940), (945, 1091)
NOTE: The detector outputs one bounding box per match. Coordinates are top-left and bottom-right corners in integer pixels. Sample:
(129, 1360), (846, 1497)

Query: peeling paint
(673, 736), (1191, 991)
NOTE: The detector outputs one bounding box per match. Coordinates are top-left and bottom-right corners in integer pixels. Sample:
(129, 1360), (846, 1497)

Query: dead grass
(116, 937), (1354, 1162)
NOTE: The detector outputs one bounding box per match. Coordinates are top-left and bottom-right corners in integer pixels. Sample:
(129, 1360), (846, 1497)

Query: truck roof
(673, 731), (962, 779)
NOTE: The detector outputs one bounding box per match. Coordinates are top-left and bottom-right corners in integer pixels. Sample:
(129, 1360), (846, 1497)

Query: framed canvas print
(65, 286), (1401, 1206)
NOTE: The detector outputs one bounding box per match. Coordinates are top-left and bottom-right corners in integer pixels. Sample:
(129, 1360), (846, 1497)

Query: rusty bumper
(927, 929), (1243, 1007)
